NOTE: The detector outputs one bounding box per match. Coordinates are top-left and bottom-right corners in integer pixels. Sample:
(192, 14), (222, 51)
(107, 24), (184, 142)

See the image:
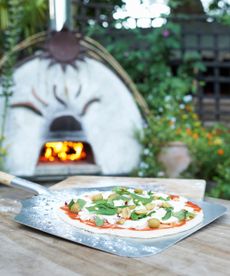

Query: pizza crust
(56, 206), (204, 239)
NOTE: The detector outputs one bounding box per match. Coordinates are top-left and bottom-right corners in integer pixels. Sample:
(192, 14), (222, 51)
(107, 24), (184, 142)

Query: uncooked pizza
(58, 187), (203, 238)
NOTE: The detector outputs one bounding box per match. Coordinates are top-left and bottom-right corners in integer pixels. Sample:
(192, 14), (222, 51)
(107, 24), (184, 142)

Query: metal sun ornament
(41, 27), (87, 71)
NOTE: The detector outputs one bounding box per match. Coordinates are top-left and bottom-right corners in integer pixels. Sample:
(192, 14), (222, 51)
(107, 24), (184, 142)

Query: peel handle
(0, 171), (49, 195)
(0, 171), (14, 186)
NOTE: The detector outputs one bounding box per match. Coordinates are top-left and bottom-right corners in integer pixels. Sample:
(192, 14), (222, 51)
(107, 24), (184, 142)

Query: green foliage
(210, 159), (230, 199)
(87, 22), (204, 114)
(86, 21), (229, 200)
(0, 0), (48, 57)
(208, 0), (230, 25)
(0, 137), (6, 170)
(209, 0), (230, 13)
(0, 0), (22, 157)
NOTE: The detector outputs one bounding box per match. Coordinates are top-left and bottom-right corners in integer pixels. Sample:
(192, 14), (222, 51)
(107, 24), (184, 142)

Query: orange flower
(206, 133), (213, 139)
(186, 128), (192, 135)
(217, 149), (224, 155)
(193, 133), (199, 140)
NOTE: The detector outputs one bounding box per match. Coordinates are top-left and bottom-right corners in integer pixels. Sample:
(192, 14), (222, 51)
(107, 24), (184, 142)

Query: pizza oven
(0, 28), (143, 180)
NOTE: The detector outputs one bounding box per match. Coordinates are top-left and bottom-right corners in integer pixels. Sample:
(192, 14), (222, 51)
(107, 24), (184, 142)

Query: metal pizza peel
(0, 171), (227, 257)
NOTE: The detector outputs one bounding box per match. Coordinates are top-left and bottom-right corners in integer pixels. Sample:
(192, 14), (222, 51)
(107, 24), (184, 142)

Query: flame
(39, 141), (87, 163)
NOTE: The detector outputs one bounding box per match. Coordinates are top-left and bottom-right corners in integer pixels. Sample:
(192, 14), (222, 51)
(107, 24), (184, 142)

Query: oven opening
(38, 141), (95, 164)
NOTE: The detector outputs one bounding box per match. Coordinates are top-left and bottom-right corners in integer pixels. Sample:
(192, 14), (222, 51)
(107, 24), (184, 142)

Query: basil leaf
(95, 202), (115, 210)
(119, 195), (130, 201)
(107, 200), (115, 207)
(130, 210), (155, 221)
(130, 212), (146, 220)
(87, 200), (115, 210)
(77, 199), (86, 210)
(173, 210), (187, 221)
(86, 204), (117, 215)
(147, 191), (153, 196)
(115, 205), (129, 209)
(86, 206), (96, 212)
(162, 209), (172, 221)
(93, 200), (109, 205)
(147, 210), (156, 217)
(185, 211), (195, 219)
(129, 192), (153, 204)
(112, 187), (129, 195)
(153, 196), (170, 201)
(133, 198), (141, 206)
(95, 208), (117, 215)
(68, 199), (75, 209)
(95, 216), (104, 226)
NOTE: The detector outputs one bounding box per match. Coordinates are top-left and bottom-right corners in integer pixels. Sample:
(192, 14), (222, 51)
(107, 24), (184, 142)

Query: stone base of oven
(34, 163), (101, 177)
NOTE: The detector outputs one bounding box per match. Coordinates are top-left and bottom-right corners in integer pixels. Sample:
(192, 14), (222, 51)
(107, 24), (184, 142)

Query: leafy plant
(208, 0), (230, 25)
(0, 0), (23, 161)
(0, 0), (48, 57)
(210, 159), (230, 199)
(86, 21), (229, 200)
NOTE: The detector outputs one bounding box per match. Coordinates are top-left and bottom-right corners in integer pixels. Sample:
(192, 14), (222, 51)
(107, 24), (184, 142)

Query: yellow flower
(213, 138), (223, 145)
(192, 113), (198, 120)
(193, 133), (199, 140)
(194, 121), (201, 127)
(182, 114), (188, 120)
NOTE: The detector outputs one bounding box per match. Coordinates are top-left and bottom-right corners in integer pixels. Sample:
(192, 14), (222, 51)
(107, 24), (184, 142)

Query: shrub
(87, 22), (230, 200)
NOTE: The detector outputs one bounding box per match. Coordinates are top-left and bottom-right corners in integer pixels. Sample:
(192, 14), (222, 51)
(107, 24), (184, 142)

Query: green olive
(161, 202), (172, 208)
(145, 203), (155, 210)
(134, 188), (143, 194)
(116, 218), (126, 225)
(117, 208), (122, 214)
(121, 207), (131, 219)
(108, 193), (119, 200)
(148, 218), (160, 228)
(91, 193), (103, 202)
(70, 203), (80, 214)
(135, 209), (148, 215)
(128, 205), (136, 210)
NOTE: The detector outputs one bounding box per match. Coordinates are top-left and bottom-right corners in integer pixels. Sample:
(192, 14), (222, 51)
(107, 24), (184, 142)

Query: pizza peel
(0, 171), (227, 258)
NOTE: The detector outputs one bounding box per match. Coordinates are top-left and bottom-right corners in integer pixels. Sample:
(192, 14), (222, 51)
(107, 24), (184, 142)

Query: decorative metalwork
(42, 27), (86, 71)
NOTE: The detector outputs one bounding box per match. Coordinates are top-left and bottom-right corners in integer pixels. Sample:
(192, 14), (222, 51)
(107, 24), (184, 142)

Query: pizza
(58, 186), (204, 238)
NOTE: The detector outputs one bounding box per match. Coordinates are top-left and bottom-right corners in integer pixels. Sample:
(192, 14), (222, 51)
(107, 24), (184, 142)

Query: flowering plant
(137, 106), (230, 199)
(89, 21), (229, 199)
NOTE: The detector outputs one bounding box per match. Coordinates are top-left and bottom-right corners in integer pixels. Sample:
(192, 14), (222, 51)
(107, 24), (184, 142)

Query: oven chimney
(49, 0), (72, 31)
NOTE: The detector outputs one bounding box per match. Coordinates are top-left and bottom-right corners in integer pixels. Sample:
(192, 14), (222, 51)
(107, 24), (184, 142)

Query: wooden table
(0, 176), (229, 276)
